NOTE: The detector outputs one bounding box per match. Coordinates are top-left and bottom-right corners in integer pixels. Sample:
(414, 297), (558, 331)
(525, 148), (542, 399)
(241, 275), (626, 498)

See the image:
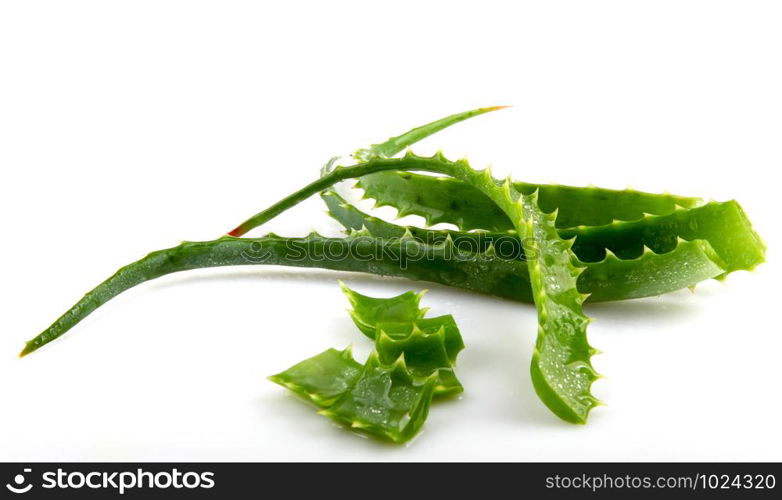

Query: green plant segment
(269, 284), (465, 442)
(321, 188), (727, 301)
(560, 201), (765, 272)
(267, 347), (363, 408)
(321, 354), (436, 443)
(271, 347), (437, 443)
(356, 170), (703, 232)
(340, 284), (427, 338)
(22, 106), (765, 436)
(341, 282), (464, 363)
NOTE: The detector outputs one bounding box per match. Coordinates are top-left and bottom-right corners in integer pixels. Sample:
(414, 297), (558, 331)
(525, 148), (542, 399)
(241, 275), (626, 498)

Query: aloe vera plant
(21, 106), (765, 438)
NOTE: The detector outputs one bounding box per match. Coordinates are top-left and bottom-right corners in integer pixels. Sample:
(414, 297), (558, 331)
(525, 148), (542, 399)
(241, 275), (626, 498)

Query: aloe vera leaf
(323, 182), (725, 301)
(520, 193), (600, 423)
(319, 162), (743, 284)
(319, 352), (437, 443)
(356, 171), (703, 231)
(268, 347), (363, 407)
(354, 105), (509, 162)
(560, 201), (766, 274)
(20, 233), (530, 356)
(414, 154), (601, 423)
(324, 184), (751, 281)
(375, 325), (463, 397)
(339, 281), (427, 338)
(577, 239), (725, 301)
(22, 229), (726, 357)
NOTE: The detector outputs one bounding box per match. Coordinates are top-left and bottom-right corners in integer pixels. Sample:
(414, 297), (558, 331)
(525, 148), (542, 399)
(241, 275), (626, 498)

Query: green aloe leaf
(520, 191), (600, 423)
(357, 170), (702, 232)
(561, 200), (766, 274)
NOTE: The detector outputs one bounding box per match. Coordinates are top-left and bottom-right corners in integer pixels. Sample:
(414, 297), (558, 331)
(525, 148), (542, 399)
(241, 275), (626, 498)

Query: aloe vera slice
(376, 317), (464, 365)
(375, 324), (462, 397)
(268, 347), (363, 408)
(271, 285), (464, 441)
(341, 282), (464, 395)
(340, 282), (427, 338)
(341, 280), (465, 362)
(320, 352), (437, 443)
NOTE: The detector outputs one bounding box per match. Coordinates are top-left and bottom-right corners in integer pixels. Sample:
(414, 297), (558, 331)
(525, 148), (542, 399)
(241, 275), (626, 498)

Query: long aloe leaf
(357, 171), (703, 231)
(322, 184), (725, 302)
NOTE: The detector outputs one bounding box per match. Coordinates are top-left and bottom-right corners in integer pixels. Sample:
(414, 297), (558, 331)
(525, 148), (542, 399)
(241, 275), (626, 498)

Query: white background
(1, 1), (780, 461)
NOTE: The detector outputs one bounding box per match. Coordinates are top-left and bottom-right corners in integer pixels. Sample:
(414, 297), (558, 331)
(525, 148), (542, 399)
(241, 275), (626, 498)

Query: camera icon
(5, 468), (33, 494)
